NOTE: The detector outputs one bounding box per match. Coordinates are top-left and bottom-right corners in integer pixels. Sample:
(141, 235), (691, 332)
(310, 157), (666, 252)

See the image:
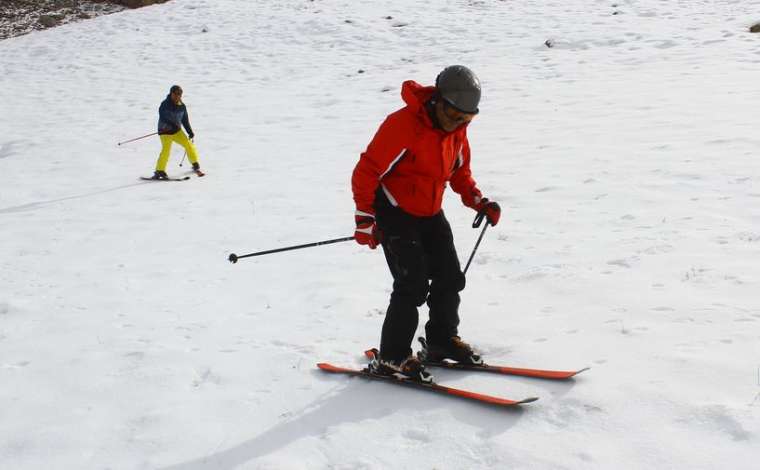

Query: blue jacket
(157, 95), (194, 136)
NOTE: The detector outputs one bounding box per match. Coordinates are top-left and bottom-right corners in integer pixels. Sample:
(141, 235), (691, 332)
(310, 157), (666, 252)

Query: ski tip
(549, 366), (590, 380)
(488, 365), (591, 380)
(317, 363), (350, 373)
(438, 383), (540, 407)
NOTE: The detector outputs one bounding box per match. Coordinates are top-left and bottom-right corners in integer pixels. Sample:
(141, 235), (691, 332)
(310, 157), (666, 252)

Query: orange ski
(317, 362), (538, 407)
(365, 347), (589, 380)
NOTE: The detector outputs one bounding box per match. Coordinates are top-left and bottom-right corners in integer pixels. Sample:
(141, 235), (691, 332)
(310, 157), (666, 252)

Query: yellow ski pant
(155, 131), (199, 171)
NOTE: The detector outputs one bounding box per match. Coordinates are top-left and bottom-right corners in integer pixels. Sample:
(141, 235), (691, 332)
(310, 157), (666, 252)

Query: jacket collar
(401, 80), (468, 134)
(166, 94), (183, 106)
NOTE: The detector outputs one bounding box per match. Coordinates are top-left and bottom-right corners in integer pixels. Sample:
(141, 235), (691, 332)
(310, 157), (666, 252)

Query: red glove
(354, 210), (380, 249)
(475, 198), (501, 226)
(460, 187), (484, 209)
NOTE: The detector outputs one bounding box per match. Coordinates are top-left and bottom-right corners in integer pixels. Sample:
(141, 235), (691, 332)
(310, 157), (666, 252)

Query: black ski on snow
(317, 362), (538, 407)
(140, 176), (190, 182)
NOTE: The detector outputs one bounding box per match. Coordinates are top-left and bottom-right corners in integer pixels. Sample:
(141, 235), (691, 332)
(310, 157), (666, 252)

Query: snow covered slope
(1, 1), (759, 468)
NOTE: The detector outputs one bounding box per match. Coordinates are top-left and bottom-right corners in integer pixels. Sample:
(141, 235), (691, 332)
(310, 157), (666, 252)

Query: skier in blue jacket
(152, 85), (203, 179)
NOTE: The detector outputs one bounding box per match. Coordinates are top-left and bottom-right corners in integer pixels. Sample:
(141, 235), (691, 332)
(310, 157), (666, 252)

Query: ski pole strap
(463, 222), (488, 275)
(228, 236), (355, 263)
(472, 210), (487, 228)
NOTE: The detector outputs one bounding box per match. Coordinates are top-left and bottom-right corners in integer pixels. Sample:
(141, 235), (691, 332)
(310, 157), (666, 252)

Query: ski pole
(117, 132), (158, 146)
(463, 211), (490, 275)
(228, 236), (355, 263)
(179, 150), (187, 167)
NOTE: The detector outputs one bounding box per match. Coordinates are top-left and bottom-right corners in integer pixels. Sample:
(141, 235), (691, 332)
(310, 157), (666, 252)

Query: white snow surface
(2, 0), (760, 468)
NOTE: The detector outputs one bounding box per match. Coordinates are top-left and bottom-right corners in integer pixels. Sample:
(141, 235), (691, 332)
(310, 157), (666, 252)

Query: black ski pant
(374, 192), (466, 362)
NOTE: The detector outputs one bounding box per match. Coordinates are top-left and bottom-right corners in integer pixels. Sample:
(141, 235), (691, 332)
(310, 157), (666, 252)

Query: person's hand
(354, 211), (380, 249)
(460, 187), (483, 209)
(475, 198), (501, 226)
(188, 131), (195, 140)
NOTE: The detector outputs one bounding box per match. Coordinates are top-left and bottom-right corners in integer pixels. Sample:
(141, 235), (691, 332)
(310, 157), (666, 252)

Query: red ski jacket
(352, 80), (482, 218)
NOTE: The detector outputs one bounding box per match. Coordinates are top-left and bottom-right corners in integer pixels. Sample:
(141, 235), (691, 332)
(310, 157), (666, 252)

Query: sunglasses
(442, 100), (477, 123)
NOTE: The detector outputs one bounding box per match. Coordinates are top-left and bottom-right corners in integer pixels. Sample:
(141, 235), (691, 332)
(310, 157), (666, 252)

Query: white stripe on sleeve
(379, 148), (407, 179)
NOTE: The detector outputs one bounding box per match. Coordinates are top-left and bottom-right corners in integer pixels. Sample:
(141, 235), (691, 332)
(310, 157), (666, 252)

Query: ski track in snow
(1, 0), (760, 469)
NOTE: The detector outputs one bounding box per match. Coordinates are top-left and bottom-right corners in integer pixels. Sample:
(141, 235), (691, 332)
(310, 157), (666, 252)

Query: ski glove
(188, 131), (195, 140)
(460, 187), (484, 209)
(475, 198), (501, 226)
(461, 188), (501, 226)
(354, 210), (380, 249)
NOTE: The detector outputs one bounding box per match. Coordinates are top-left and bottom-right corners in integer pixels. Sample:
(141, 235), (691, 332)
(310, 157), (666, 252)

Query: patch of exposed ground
(0, 0), (170, 40)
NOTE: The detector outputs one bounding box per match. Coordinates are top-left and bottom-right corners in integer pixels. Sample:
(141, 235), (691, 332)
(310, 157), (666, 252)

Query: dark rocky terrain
(0, 0), (169, 40)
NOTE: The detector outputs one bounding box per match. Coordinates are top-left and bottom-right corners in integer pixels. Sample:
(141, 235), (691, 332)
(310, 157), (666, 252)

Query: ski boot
(418, 336), (484, 365)
(368, 354), (433, 383)
(192, 162), (205, 177)
(152, 170), (169, 180)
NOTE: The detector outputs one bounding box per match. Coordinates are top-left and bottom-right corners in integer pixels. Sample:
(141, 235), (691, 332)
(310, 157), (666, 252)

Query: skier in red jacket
(351, 65), (501, 382)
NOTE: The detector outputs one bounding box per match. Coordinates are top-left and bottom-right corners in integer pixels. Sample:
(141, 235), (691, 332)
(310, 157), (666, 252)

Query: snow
(1, 0), (759, 468)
